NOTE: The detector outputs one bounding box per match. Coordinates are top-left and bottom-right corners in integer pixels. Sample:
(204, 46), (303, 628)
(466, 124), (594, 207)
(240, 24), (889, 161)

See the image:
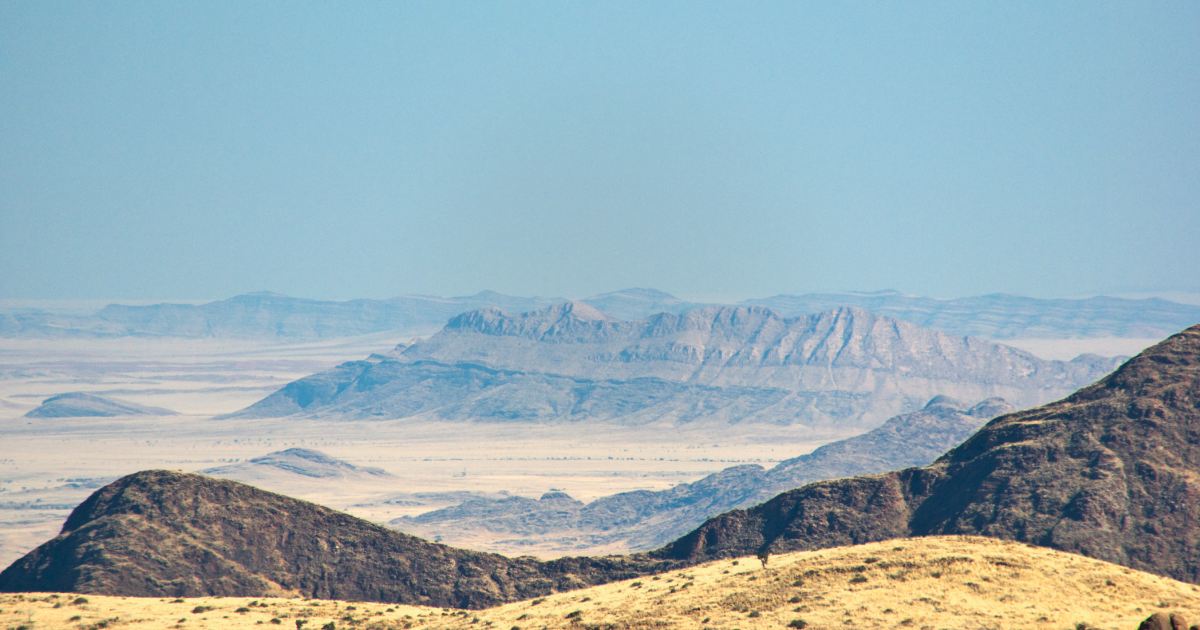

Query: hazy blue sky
(1, 2), (1197, 301)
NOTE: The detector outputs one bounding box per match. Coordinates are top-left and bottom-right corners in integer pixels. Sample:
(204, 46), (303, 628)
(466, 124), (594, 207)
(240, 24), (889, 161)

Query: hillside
(2, 537), (1198, 629)
(231, 303), (1114, 428)
(656, 324), (1200, 585)
(0, 470), (665, 607)
(394, 396), (1012, 554)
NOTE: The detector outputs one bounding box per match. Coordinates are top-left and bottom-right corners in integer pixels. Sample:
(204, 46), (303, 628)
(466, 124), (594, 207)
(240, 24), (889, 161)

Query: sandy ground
(2, 536), (1198, 629)
(0, 336), (848, 568)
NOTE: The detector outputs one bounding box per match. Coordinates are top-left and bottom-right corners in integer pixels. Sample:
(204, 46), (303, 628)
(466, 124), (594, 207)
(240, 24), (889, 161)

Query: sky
(1, 2), (1197, 302)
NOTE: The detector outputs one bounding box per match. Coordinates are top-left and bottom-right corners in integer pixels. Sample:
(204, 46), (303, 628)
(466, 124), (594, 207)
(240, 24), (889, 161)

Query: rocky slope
(24, 392), (177, 418)
(655, 324), (1200, 585)
(231, 303), (1115, 427)
(395, 396), (1012, 553)
(0, 471), (665, 607)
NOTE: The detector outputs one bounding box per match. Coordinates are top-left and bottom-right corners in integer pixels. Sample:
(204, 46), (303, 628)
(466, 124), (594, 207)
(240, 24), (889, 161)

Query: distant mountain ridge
(230, 304), (1116, 427)
(203, 448), (391, 481)
(393, 396), (1013, 553)
(2, 288), (1196, 341)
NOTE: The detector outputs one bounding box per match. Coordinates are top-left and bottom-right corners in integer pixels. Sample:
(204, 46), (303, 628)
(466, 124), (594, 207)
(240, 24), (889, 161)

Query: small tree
(757, 547), (770, 568)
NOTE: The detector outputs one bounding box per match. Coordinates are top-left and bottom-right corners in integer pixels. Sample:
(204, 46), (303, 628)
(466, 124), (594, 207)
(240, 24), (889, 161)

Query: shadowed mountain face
(1, 326), (1196, 603)
(24, 392), (176, 418)
(394, 396), (1012, 553)
(655, 325), (1200, 584)
(231, 304), (1116, 428)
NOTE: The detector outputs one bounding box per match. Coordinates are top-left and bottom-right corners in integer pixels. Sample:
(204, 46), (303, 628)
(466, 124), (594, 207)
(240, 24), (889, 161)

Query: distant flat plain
(0, 335), (847, 567)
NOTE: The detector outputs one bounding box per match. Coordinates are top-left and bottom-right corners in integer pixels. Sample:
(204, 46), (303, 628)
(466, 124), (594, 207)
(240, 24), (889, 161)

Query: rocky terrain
(395, 396), (1012, 553)
(3, 536), (1198, 629)
(23, 392), (177, 418)
(5, 288), (1196, 341)
(0, 470), (668, 607)
(231, 303), (1116, 427)
(655, 324), (1200, 586)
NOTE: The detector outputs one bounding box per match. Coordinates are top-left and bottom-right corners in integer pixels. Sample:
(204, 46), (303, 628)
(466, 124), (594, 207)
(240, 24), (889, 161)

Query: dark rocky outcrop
(654, 325), (1200, 585)
(1137, 612), (1193, 630)
(0, 471), (664, 607)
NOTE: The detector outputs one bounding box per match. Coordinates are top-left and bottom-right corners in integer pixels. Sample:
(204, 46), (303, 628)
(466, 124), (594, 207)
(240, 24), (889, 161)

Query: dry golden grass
(4, 536), (1199, 629)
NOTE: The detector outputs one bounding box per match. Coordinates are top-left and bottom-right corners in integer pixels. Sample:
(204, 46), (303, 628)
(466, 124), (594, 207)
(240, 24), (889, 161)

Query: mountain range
(393, 396), (1012, 553)
(2, 323), (1197, 604)
(230, 303), (1115, 428)
(3, 288), (1197, 341)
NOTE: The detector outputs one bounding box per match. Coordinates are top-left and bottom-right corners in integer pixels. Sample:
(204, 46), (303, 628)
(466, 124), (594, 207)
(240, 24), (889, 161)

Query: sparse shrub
(565, 610), (582, 619)
(69, 616), (83, 622)
(630, 582), (643, 589)
(791, 578), (804, 586)
(172, 598), (185, 603)
(530, 598), (545, 606)
(192, 605), (214, 614)
(322, 623), (336, 630)
(788, 595), (802, 604)
(788, 620), (808, 629)
(849, 575), (868, 584)
(748, 611), (761, 618)
(73, 596), (90, 605)
(270, 619), (282, 625)
(237, 607), (252, 613)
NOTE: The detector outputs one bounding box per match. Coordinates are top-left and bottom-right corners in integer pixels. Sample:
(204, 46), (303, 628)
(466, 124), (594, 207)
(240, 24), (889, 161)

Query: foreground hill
(232, 303), (1112, 427)
(395, 396), (1012, 554)
(2, 537), (1198, 629)
(0, 470), (664, 607)
(656, 324), (1200, 585)
(23, 392), (176, 418)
